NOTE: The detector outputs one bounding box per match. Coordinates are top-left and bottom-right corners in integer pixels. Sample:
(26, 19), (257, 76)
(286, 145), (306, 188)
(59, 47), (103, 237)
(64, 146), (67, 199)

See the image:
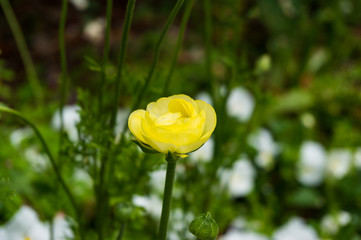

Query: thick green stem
(158, 153), (179, 240)
(162, 0), (194, 96)
(203, 0), (215, 97)
(98, 0), (113, 114)
(116, 223), (126, 240)
(58, 0), (69, 158)
(0, 0), (43, 104)
(110, 0), (137, 129)
(0, 106), (82, 238)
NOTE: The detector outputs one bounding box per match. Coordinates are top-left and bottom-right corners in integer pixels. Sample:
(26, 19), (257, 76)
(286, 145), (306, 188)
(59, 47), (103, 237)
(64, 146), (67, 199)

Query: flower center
(24, 237), (31, 240)
(168, 99), (195, 118)
(155, 112), (183, 126)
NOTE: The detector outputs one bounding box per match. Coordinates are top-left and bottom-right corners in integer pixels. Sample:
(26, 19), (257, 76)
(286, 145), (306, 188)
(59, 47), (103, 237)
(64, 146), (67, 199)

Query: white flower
(226, 87), (255, 122)
(114, 108), (130, 143)
(297, 141), (327, 186)
(52, 105), (80, 142)
(9, 128), (33, 148)
(321, 211), (351, 235)
(24, 147), (49, 172)
(168, 209), (194, 240)
(195, 92), (213, 105)
(69, 0), (88, 11)
(190, 137), (214, 163)
(326, 149), (352, 179)
(0, 205), (73, 240)
(248, 128), (279, 169)
(132, 194), (163, 219)
(273, 217), (319, 240)
(220, 157), (256, 197)
(354, 148), (361, 169)
(149, 169), (166, 194)
(83, 18), (105, 44)
(220, 229), (268, 240)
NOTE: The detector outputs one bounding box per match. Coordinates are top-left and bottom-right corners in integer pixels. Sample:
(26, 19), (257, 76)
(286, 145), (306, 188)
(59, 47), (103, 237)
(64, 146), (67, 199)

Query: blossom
(0, 205), (73, 240)
(83, 18), (105, 44)
(321, 211), (351, 235)
(326, 149), (352, 179)
(220, 157), (256, 197)
(69, 0), (88, 10)
(273, 217), (319, 240)
(248, 128), (279, 169)
(9, 128), (32, 148)
(52, 105), (80, 142)
(297, 141), (327, 186)
(128, 94), (216, 156)
(220, 229), (268, 240)
(226, 87), (255, 122)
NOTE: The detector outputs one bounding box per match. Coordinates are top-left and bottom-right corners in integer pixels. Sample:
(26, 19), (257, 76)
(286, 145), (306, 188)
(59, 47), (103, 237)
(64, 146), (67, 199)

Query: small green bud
(189, 212), (219, 240)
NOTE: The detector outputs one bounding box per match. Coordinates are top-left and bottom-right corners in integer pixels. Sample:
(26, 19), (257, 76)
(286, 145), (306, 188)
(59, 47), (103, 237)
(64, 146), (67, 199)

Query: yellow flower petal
(128, 110), (147, 143)
(195, 100), (217, 136)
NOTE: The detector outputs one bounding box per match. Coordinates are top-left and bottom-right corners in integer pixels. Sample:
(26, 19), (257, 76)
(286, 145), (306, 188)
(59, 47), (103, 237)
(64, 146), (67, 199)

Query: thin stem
(119, 0), (184, 137)
(115, 223), (126, 240)
(203, 0), (215, 97)
(0, 106), (83, 239)
(131, 0), (184, 112)
(110, 0), (137, 129)
(158, 153), (179, 240)
(58, 0), (69, 158)
(162, 0), (194, 96)
(98, 0), (113, 114)
(0, 0), (44, 104)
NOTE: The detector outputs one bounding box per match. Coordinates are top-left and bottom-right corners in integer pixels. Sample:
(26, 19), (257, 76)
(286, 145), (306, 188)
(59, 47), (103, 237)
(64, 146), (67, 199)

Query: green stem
(0, 106), (83, 239)
(158, 153), (179, 240)
(116, 223), (126, 240)
(110, 0), (136, 129)
(131, 0), (184, 112)
(0, 0), (44, 104)
(203, 0), (215, 97)
(98, 0), (113, 114)
(162, 0), (194, 96)
(119, 0), (184, 137)
(58, 0), (69, 158)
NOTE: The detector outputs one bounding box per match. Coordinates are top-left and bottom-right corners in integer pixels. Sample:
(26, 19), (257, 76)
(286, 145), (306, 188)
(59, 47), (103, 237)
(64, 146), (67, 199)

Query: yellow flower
(128, 94), (216, 156)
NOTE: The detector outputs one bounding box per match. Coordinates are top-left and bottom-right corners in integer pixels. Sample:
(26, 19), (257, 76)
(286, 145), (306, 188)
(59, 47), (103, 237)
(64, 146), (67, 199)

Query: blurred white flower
(220, 157), (256, 198)
(72, 168), (93, 196)
(52, 105), (80, 142)
(132, 194), (163, 219)
(114, 108), (130, 143)
(69, 0), (88, 11)
(321, 211), (351, 235)
(354, 148), (361, 169)
(248, 128), (280, 169)
(297, 141), (327, 187)
(84, 18), (105, 44)
(326, 149), (352, 179)
(190, 137), (214, 163)
(149, 169), (166, 194)
(195, 92), (213, 105)
(9, 128), (33, 148)
(0, 205), (73, 240)
(52, 213), (74, 240)
(273, 217), (319, 240)
(24, 147), (49, 172)
(168, 209), (194, 240)
(220, 229), (268, 240)
(226, 87), (255, 122)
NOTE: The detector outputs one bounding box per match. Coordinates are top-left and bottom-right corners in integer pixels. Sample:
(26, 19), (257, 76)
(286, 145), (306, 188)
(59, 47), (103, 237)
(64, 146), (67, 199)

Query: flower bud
(189, 212), (219, 240)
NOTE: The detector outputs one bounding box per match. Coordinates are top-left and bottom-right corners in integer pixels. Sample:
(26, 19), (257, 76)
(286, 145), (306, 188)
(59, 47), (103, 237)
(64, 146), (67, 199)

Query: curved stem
(58, 0), (69, 157)
(162, 0), (194, 96)
(115, 222), (126, 240)
(110, 0), (137, 129)
(0, 0), (44, 104)
(0, 106), (82, 238)
(158, 153), (179, 240)
(203, 0), (215, 97)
